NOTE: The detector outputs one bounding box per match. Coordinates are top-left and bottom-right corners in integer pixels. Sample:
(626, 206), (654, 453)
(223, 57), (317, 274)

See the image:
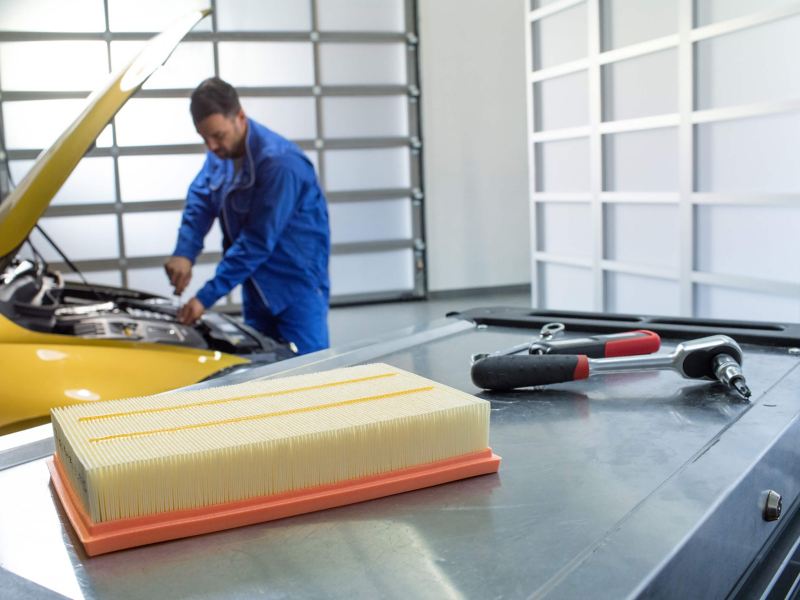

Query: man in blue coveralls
(165, 77), (330, 354)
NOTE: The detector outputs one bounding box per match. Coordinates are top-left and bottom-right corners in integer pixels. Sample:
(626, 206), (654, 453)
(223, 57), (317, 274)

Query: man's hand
(164, 256), (192, 295)
(177, 297), (205, 325)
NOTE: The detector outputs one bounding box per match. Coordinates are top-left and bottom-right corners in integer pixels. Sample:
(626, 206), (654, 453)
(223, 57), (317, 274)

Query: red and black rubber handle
(534, 330), (659, 358)
(471, 354), (590, 391)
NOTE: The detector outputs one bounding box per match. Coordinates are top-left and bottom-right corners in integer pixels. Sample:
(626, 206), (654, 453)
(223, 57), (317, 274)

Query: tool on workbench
(471, 334), (752, 400)
(49, 363), (500, 556)
(470, 322), (564, 364)
(471, 325), (660, 364)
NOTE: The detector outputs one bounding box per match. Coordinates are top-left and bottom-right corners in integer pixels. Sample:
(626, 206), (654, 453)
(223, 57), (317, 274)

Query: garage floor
(327, 285), (530, 347)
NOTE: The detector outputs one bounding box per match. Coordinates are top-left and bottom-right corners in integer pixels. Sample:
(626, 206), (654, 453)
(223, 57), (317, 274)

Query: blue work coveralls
(173, 118), (330, 354)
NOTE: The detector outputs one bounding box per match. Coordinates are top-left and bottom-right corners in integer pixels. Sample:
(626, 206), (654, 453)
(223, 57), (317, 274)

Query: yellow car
(0, 10), (293, 434)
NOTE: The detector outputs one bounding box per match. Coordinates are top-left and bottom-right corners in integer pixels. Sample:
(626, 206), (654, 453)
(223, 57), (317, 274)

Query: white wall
(418, 0), (531, 292)
(527, 0), (800, 322)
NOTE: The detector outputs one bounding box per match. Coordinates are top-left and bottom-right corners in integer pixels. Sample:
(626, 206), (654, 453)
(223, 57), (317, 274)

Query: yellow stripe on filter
(51, 363), (491, 524)
(87, 386), (435, 443)
(77, 372), (398, 422)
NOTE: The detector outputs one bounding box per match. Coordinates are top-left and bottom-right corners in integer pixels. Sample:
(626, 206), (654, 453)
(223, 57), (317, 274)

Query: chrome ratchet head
(528, 322), (565, 354)
(671, 335), (743, 380)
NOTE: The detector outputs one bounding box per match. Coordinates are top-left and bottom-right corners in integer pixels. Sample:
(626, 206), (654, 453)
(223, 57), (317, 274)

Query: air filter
(49, 363), (500, 555)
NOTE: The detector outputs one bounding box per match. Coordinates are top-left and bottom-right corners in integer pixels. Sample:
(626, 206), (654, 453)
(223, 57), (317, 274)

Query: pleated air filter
(49, 363), (500, 555)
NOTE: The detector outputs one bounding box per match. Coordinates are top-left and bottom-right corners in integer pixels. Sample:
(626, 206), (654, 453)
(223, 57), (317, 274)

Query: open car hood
(0, 9), (210, 270)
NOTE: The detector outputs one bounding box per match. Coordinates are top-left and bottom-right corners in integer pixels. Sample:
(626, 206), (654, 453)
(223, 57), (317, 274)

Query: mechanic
(165, 77), (330, 354)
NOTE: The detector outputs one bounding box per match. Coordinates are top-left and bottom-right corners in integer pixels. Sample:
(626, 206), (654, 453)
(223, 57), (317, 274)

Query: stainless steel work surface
(3, 312), (800, 599)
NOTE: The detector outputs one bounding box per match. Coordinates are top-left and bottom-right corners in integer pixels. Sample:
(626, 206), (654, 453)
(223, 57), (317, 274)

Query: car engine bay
(0, 258), (294, 364)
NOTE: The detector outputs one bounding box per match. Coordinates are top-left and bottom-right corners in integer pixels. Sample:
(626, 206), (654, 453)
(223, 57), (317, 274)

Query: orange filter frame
(49, 448), (500, 556)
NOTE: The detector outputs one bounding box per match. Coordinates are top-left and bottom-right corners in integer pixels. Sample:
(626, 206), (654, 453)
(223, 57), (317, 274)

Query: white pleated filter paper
(51, 363), (491, 523)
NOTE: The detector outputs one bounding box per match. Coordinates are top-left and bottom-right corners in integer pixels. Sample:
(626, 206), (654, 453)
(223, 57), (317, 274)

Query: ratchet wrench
(471, 334), (752, 400)
(471, 324), (660, 364)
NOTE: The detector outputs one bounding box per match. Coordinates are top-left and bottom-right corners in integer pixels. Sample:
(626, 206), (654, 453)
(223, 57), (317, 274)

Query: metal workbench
(3, 307), (800, 599)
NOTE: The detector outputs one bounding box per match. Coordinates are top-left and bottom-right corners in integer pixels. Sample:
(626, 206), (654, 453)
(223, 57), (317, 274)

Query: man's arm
(166, 156), (217, 294)
(165, 256), (193, 295)
(194, 161), (302, 310)
(177, 296), (205, 324)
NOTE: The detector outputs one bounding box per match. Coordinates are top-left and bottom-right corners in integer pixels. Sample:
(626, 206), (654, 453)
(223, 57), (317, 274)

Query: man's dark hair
(190, 77), (242, 124)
